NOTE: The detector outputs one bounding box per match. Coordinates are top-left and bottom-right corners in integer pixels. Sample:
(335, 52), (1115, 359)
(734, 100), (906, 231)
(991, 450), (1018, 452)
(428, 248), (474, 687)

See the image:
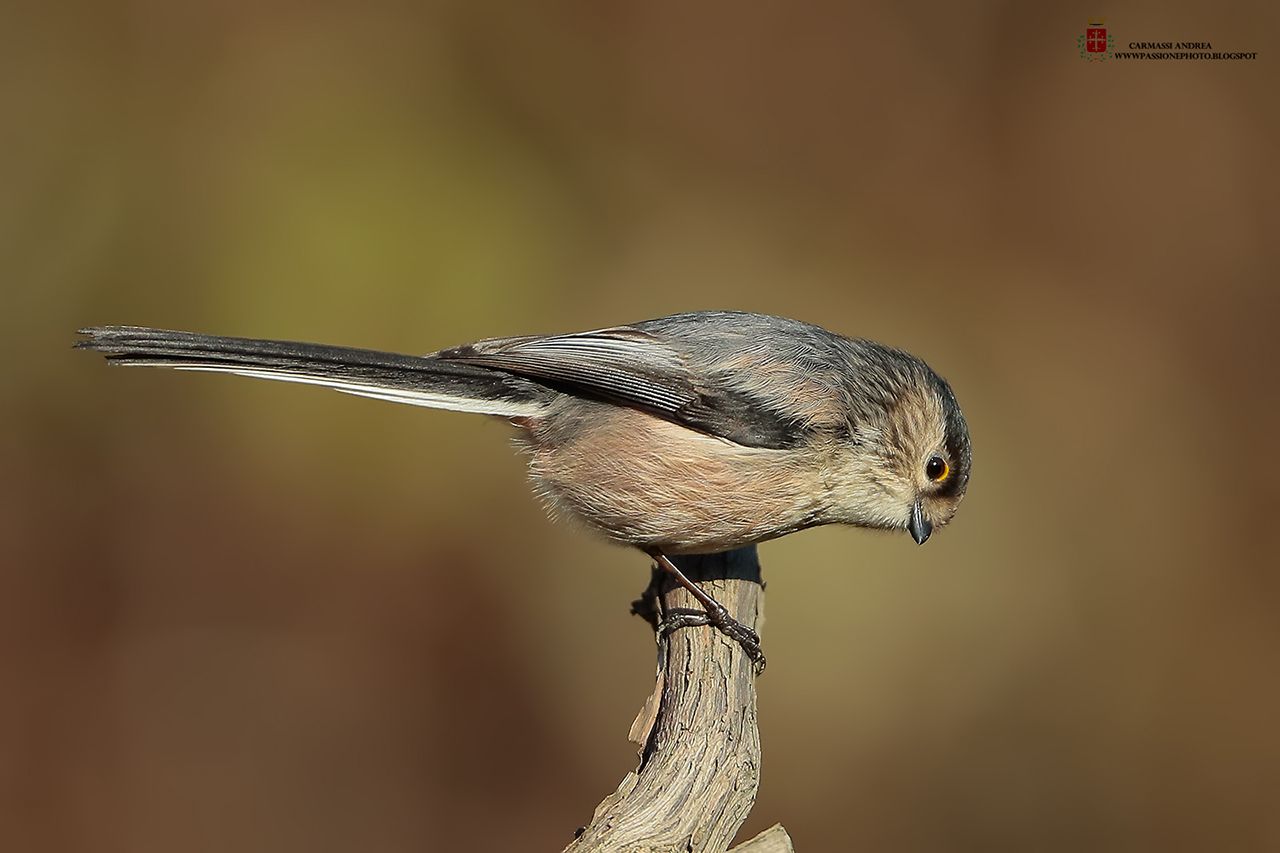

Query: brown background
(3, 2), (1278, 851)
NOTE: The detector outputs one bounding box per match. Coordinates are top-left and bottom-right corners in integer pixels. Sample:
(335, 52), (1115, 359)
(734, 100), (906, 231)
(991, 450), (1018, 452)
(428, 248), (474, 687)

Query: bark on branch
(562, 546), (794, 853)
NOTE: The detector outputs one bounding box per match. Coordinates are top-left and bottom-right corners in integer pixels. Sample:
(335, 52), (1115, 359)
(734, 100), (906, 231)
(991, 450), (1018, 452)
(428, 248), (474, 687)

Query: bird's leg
(643, 548), (765, 672)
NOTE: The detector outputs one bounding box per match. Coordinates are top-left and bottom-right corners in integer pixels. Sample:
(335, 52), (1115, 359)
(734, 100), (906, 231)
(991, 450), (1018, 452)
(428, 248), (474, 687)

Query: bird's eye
(925, 455), (949, 482)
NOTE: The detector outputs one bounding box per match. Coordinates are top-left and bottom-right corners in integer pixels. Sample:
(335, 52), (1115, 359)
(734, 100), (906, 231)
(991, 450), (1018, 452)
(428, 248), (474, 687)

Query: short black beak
(908, 500), (932, 545)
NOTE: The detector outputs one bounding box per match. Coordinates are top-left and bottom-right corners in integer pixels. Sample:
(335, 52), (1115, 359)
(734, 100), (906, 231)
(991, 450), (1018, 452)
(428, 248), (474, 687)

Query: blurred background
(3, 2), (1278, 851)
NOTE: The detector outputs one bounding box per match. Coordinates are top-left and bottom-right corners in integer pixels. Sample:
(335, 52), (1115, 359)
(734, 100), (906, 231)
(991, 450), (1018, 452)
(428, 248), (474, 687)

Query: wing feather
(439, 328), (700, 416)
(438, 326), (808, 448)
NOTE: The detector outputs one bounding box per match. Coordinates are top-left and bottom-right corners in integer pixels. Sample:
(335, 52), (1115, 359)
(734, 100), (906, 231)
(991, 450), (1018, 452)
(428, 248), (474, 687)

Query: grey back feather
(438, 311), (947, 449)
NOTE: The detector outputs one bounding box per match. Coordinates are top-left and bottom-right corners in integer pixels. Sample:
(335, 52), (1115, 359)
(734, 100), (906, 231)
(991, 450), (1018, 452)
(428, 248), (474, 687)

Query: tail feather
(75, 326), (549, 417)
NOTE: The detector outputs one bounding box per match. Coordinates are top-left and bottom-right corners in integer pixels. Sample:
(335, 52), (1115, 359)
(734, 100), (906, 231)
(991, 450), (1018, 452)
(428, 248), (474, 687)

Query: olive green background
(4, 3), (1277, 851)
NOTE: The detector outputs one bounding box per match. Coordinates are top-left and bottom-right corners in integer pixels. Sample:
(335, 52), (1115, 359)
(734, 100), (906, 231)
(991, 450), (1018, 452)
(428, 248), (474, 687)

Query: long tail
(75, 326), (549, 417)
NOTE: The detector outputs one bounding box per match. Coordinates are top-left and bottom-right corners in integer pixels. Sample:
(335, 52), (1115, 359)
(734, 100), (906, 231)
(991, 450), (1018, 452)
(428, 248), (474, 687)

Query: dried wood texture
(728, 824), (796, 853)
(563, 547), (794, 853)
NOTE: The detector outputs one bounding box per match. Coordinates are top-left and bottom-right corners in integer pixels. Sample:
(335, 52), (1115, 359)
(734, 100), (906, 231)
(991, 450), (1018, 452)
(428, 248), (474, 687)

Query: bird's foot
(657, 605), (766, 674)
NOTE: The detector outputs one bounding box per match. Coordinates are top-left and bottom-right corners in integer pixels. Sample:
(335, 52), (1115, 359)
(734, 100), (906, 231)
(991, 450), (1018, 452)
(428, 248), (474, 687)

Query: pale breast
(520, 401), (827, 553)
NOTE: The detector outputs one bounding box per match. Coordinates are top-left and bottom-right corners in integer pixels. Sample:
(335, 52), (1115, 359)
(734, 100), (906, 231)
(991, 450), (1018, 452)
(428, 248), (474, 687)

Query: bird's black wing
(436, 325), (808, 448)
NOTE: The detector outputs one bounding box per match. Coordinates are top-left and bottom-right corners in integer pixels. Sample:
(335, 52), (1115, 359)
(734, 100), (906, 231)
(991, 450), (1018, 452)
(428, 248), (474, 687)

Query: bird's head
(827, 357), (971, 544)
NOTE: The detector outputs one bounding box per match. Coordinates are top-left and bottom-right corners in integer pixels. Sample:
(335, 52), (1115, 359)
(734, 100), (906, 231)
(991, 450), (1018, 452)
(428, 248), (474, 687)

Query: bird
(76, 310), (972, 669)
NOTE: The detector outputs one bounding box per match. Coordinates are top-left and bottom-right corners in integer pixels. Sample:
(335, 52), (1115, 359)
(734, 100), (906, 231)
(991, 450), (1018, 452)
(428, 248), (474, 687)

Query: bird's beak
(908, 500), (932, 545)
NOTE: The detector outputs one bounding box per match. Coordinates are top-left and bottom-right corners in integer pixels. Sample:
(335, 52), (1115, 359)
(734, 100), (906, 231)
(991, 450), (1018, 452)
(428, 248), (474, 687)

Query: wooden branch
(728, 824), (796, 853)
(563, 546), (794, 853)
